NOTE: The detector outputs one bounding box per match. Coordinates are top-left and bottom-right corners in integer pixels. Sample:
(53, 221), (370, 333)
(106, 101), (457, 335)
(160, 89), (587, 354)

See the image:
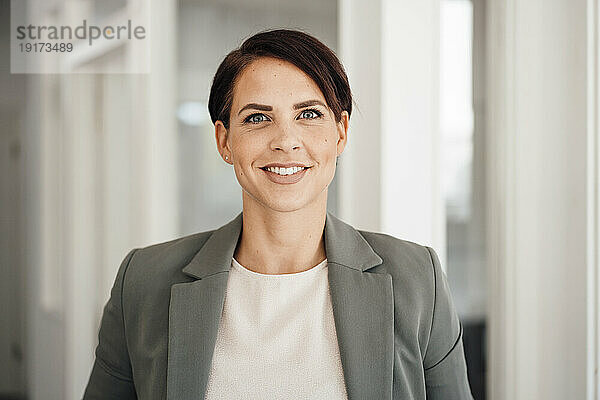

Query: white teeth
(265, 166), (306, 175)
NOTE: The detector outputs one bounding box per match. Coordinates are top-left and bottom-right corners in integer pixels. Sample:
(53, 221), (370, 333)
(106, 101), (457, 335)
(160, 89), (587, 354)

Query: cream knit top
(203, 257), (348, 400)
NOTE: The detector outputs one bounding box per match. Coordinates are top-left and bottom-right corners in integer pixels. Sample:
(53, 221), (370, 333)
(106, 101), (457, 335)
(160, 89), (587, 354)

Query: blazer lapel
(324, 213), (394, 400)
(166, 211), (394, 400)
(167, 275), (229, 399)
(167, 213), (243, 400)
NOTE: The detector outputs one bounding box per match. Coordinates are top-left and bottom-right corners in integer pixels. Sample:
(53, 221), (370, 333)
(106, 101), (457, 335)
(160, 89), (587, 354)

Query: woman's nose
(270, 124), (302, 152)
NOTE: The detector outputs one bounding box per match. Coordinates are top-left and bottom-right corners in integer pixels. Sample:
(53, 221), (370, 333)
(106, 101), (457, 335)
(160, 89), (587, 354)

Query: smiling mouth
(259, 165), (311, 185)
(259, 166), (311, 176)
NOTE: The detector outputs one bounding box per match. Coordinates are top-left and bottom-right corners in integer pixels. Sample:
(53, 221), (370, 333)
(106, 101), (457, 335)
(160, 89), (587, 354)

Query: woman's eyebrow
(238, 103), (272, 115)
(294, 100), (327, 109)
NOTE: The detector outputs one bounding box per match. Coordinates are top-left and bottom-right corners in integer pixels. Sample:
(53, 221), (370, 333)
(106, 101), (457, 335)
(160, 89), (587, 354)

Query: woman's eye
(298, 109), (322, 120)
(245, 113), (269, 124)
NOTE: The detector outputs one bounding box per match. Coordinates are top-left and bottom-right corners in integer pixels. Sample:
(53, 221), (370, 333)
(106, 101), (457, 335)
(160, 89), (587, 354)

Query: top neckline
(231, 257), (328, 278)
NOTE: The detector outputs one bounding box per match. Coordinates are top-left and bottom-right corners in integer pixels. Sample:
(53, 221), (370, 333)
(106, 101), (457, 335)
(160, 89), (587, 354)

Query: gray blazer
(84, 212), (473, 399)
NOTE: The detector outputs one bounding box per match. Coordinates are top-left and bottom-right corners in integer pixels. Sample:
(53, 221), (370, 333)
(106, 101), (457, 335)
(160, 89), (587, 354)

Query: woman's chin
(248, 193), (317, 213)
(241, 182), (328, 214)
(262, 198), (312, 213)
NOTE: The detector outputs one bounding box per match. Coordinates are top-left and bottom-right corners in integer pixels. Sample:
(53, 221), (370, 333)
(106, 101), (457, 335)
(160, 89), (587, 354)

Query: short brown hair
(208, 29), (352, 130)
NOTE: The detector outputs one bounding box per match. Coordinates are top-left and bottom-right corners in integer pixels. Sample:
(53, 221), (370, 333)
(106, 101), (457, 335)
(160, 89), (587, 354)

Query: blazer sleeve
(423, 246), (474, 400)
(83, 249), (138, 400)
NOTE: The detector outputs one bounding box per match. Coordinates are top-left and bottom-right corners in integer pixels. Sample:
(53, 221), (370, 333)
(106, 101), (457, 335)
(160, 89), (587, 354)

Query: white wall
(340, 0), (598, 398)
(25, 1), (178, 399)
(338, 0), (445, 259)
(337, 0), (382, 232)
(486, 0), (591, 398)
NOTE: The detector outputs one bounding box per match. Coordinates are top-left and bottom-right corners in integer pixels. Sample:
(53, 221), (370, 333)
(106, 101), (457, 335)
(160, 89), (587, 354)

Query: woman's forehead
(232, 57), (326, 109)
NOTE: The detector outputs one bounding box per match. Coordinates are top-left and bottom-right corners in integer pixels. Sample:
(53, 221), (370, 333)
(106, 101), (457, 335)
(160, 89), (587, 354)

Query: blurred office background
(0, 0), (597, 399)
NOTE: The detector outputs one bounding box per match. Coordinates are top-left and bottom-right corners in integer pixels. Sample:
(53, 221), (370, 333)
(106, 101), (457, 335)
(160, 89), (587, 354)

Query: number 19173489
(19, 42), (73, 53)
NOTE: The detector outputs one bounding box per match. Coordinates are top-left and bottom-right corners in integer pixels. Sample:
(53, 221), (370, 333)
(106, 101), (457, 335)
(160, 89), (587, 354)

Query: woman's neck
(233, 193), (328, 275)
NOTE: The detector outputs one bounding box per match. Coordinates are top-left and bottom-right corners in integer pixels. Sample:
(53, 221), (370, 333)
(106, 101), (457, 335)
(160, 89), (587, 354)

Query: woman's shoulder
(356, 230), (440, 297)
(122, 228), (218, 289)
(358, 230), (437, 272)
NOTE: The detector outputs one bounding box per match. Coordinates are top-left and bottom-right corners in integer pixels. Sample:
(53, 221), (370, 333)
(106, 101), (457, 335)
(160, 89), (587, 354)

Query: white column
(338, 0), (444, 258)
(63, 75), (99, 400)
(27, 1), (179, 398)
(143, 0), (178, 244)
(486, 0), (590, 398)
(380, 0), (443, 254)
(587, 3), (600, 399)
(337, 0), (382, 232)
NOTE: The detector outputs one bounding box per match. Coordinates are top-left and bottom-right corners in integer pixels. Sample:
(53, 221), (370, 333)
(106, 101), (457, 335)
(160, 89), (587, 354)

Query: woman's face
(215, 57), (348, 213)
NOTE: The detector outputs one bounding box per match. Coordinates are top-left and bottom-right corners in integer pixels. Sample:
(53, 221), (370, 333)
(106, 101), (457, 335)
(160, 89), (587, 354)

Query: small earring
(225, 155), (229, 160)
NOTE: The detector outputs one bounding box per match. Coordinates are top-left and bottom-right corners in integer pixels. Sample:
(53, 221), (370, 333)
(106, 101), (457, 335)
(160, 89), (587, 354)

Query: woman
(84, 29), (473, 400)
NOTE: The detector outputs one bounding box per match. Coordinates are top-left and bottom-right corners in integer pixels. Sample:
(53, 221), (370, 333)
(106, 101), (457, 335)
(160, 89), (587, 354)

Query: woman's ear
(215, 120), (232, 164)
(336, 111), (349, 156)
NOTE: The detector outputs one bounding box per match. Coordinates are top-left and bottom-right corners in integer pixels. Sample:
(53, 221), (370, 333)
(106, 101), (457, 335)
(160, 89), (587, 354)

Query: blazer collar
(181, 211), (383, 279)
(169, 211), (392, 400)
